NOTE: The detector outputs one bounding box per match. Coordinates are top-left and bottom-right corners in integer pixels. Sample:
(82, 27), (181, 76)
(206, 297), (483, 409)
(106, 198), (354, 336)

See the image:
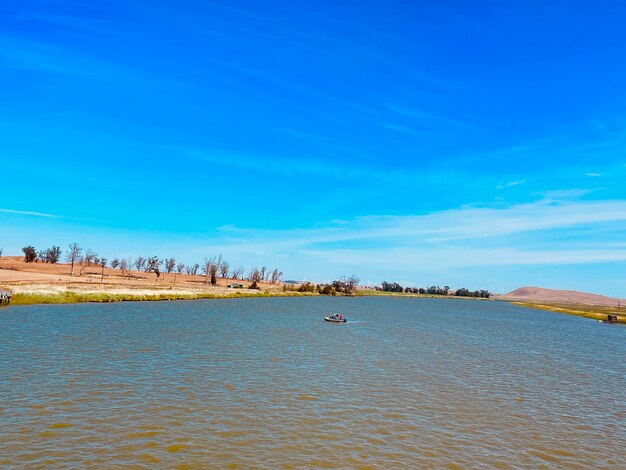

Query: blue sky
(1, 0), (626, 295)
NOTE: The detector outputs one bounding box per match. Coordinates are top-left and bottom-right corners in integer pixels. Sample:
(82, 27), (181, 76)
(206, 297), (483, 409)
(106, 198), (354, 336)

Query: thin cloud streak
(0, 208), (60, 218)
(178, 147), (425, 184)
(298, 247), (626, 268)
(0, 34), (127, 80)
(173, 198), (626, 276)
(208, 198), (626, 246)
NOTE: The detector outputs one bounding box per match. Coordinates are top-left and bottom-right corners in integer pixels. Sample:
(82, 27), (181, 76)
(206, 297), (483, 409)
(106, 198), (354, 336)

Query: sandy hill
(0, 255), (280, 297)
(500, 286), (625, 306)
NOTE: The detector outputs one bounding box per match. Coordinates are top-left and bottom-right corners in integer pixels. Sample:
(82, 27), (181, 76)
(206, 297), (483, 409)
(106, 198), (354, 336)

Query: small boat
(324, 314), (347, 323)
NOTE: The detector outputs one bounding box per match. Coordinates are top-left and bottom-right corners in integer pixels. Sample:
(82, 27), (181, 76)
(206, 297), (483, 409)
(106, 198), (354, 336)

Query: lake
(1, 297), (625, 467)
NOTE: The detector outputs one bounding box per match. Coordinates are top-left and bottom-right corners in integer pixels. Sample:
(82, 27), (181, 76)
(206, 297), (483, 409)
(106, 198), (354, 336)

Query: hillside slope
(500, 286), (625, 306)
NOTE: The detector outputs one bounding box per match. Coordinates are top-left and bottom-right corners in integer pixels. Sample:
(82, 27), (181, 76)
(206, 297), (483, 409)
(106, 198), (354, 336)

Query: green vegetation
(10, 290), (315, 306)
(19, 245), (62, 264)
(320, 285), (335, 296)
(22, 246), (37, 263)
(511, 301), (626, 324)
(298, 282), (316, 293)
(358, 289), (457, 299)
(380, 281), (490, 298)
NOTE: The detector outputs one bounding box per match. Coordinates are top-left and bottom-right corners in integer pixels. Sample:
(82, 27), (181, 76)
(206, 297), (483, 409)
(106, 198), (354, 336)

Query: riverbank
(0, 256), (307, 307)
(9, 290), (313, 306)
(359, 288), (626, 324)
(510, 301), (626, 324)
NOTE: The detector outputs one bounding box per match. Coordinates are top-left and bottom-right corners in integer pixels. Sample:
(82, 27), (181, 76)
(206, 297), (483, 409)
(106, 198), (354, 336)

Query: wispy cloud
(0, 34), (126, 80)
(379, 122), (417, 134)
(177, 197), (626, 267)
(15, 11), (125, 38)
(220, 198), (626, 245)
(496, 179), (526, 189)
(0, 207), (98, 222)
(0, 208), (61, 218)
(274, 128), (368, 156)
(177, 146), (429, 184)
(540, 189), (594, 200)
(386, 104), (469, 129)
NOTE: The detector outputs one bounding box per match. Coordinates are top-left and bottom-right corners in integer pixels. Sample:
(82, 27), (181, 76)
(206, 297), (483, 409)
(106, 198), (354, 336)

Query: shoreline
(2, 258), (624, 322)
(2, 286), (625, 324)
(0, 256), (311, 307)
(508, 301), (626, 324)
(7, 290), (315, 306)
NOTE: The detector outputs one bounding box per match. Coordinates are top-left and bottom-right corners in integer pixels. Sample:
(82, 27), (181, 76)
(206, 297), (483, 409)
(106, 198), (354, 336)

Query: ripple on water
(1, 297), (625, 467)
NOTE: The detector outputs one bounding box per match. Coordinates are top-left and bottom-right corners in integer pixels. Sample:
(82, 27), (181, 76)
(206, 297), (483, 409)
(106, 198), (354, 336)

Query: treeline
(380, 281), (490, 298)
(291, 275), (360, 296)
(453, 288), (491, 298)
(21, 245), (61, 264)
(18, 243), (283, 285)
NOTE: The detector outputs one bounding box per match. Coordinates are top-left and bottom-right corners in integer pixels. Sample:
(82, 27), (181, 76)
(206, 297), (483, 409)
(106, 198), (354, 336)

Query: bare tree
(345, 275), (359, 294)
(260, 266), (267, 282)
(0, 248), (2, 259)
(134, 257), (145, 272)
(333, 275), (360, 295)
(270, 269), (283, 284)
(39, 246), (61, 264)
(202, 255), (222, 285)
(219, 261), (230, 279)
(78, 254), (88, 275)
(111, 258), (120, 269)
(66, 243), (82, 275)
(164, 258), (176, 274)
(231, 266), (244, 280)
(248, 267), (262, 282)
(186, 263), (200, 276)
(176, 262), (185, 274)
(202, 257), (214, 284)
(119, 258), (128, 277)
(211, 255), (222, 285)
(146, 256), (161, 279)
(99, 258), (108, 283)
(84, 249), (97, 267)
(126, 258), (133, 278)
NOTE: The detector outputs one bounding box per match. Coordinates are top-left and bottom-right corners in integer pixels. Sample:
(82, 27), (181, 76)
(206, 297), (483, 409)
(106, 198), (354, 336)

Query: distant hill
(499, 286), (625, 306)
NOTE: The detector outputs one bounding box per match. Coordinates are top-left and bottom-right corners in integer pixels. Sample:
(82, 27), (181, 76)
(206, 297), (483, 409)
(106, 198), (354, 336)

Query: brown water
(1, 297), (625, 468)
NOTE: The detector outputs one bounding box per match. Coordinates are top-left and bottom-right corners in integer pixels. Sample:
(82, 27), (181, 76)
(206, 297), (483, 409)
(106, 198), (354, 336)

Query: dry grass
(0, 256), (307, 306)
(511, 301), (626, 324)
(9, 290), (313, 306)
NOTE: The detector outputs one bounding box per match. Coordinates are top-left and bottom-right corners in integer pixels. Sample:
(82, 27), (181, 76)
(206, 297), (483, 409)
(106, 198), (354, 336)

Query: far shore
(2, 256), (624, 324)
(360, 289), (626, 324)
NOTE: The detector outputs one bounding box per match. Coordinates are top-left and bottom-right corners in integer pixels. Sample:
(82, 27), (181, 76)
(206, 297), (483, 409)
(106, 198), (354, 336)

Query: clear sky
(1, 0), (626, 295)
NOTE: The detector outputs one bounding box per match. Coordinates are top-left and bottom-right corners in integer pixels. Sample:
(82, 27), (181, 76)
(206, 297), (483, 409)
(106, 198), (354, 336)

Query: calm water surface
(1, 297), (625, 468)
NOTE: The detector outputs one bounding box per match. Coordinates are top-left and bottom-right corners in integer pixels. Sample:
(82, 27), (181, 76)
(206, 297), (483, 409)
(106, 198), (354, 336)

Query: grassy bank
(9, 290), (314, 306)
(511, 301), (626, 324)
